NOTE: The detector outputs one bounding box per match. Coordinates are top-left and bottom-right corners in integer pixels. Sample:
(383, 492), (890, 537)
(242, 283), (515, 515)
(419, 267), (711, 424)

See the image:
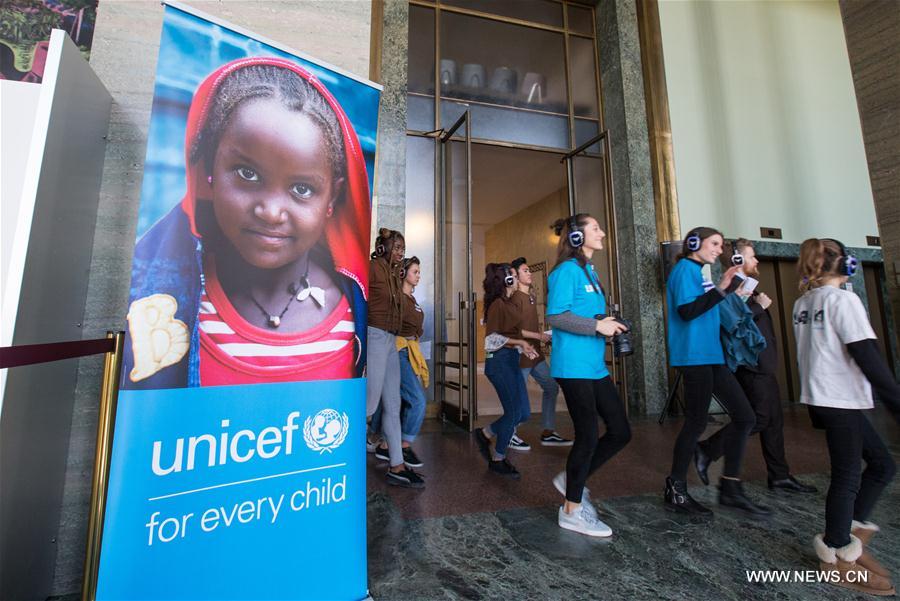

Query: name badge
(585, 284), (594, 293)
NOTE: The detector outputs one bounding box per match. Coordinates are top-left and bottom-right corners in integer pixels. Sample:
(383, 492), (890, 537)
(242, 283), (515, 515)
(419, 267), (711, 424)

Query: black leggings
(703, 371), (790, 481)
(670, 365), (755, 481)
(808, 405), (896, 548)
(557, 377), (632, 503)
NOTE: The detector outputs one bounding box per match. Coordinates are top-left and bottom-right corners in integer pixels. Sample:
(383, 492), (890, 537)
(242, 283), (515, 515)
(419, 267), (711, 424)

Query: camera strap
(582, 263), (603, 295)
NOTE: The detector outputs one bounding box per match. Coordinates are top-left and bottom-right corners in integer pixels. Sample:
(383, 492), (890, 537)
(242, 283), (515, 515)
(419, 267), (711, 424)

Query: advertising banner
(96, 4), (380, 599)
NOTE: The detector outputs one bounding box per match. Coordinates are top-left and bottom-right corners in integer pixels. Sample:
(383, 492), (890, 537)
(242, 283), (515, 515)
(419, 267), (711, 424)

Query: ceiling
(469, 143), (567, 226)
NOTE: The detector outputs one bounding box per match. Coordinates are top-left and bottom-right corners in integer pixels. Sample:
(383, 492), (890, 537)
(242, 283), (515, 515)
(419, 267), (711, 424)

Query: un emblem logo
(303, 409), (349, 453)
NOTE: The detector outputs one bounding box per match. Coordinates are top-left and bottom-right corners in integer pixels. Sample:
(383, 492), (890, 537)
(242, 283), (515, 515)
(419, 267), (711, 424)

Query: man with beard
(694, 239), (817, 494)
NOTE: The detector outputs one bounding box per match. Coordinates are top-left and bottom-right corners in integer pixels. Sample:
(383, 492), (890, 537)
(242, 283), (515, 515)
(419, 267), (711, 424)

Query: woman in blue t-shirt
(664, 227), (768, 516)
(545, 214), (631, 537)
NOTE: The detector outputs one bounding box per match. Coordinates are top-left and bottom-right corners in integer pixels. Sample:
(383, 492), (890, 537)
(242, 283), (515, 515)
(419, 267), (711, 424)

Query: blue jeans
(521, 360), (559, 430)
(370, 349), (427, 443)
(485, 347), (530, 457)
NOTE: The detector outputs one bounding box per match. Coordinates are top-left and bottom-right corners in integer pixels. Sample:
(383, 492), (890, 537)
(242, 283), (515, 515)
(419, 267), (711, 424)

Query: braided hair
(190, 64), (347, 185)
(798, 238), (846, 292)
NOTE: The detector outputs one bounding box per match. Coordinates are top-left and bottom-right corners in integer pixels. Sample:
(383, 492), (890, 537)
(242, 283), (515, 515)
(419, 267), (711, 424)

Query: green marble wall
(597, 0), (669, 415)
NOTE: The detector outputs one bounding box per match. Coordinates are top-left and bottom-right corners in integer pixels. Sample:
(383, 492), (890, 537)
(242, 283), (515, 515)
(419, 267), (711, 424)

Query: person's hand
(521, 342), (539, 360)
(540, 332), (552, 344)
(756, 292), (772, 310)
(717, 265), (742, 292)
(596, 317), (627, 338)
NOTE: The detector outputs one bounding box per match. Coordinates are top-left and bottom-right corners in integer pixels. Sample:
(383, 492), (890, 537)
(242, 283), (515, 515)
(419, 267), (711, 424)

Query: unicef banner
(96, 4), (379, 600)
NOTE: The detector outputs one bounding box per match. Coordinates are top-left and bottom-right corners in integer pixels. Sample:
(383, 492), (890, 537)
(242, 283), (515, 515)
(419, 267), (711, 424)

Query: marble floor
(367, 406), (900, 601)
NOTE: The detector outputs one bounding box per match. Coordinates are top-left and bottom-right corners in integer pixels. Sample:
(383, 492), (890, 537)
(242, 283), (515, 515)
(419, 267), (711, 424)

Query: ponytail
(482, 263), (512, 322)
(797, 238), (844, 292)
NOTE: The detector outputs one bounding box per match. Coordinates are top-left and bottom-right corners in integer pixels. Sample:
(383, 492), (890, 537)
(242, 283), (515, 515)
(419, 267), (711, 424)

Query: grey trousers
(366, 326), (403, 466)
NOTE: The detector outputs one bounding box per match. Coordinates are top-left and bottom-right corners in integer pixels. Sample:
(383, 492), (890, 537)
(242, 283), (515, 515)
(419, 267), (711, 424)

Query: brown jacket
(510, 289), (544, 367)
(485, 296), (523, 341)
(399, 292), (424, 339)
(368, 257), (403, 334)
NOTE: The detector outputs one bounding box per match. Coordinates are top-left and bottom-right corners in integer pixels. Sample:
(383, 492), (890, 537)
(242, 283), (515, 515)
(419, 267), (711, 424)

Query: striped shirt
(197, 262), (356, 386)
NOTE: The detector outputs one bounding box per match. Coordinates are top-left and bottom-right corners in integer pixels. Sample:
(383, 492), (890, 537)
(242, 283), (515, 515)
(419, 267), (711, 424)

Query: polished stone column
(839, 0), (900, 376)
(597, 0), (669, 415)
(371, 0), (409, 233)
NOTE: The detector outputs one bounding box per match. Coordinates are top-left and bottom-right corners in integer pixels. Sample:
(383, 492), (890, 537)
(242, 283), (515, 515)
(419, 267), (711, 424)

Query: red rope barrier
(0, 337), (117, 369)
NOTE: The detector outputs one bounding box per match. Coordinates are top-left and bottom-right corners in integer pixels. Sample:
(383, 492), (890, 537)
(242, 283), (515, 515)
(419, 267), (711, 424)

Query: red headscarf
(179, 57), (370, 299)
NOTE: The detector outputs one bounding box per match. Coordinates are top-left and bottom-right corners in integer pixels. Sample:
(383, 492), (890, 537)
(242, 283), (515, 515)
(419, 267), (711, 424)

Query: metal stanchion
(81, 331), (124, 601)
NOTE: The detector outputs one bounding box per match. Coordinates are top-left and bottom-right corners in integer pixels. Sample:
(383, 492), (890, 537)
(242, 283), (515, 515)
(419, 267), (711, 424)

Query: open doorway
(435, 137), (619, 426)
(470, 144), (569, 417)
(407, 125), (621, 432)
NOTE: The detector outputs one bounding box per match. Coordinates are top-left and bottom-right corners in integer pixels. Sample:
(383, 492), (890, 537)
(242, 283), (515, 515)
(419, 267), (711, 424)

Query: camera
(595, 311), (634, 357)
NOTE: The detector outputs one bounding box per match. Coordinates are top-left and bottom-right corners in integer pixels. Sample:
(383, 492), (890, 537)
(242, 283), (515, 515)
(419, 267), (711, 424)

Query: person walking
(794, 238), (897, 596)
(475, 263), (539, 479)
(664, 227), (768, 516)
(545, 214), (631, 537)
(509, 256), (572, 448)
(694, 239), (816, 494)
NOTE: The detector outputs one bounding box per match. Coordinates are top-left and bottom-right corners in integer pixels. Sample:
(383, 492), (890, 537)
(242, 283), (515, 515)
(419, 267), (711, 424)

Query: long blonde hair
(797, 238), (845, 293)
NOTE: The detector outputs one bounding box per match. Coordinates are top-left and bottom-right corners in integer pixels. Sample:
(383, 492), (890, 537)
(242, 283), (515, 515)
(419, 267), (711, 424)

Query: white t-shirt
(792, 285), (876, 409)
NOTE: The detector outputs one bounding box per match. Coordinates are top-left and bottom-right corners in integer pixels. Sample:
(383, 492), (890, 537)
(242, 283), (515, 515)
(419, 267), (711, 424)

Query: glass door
(563, 131), (627, 401)
(435, 111), (477, 430)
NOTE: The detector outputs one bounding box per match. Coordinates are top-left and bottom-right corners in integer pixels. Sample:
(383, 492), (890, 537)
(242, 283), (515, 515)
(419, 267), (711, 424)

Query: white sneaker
(558, 505), (612, 537)
(552, 471), (598, 520)
(508, 434), (531, 451)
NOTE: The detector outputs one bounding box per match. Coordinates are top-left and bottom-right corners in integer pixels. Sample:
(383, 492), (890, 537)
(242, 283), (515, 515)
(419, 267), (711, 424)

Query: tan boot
(814, 534), (895, 596)
(852, 520), (891, 578)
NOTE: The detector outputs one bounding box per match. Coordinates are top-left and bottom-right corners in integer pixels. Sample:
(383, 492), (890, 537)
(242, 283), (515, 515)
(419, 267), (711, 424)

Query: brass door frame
(407, 0), (604, 155)
(435, 111), (477, 430)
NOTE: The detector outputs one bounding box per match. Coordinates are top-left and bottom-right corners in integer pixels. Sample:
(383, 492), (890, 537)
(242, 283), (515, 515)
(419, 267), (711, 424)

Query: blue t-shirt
(666, 258), (724, 366)
(547, 259), (609, 379)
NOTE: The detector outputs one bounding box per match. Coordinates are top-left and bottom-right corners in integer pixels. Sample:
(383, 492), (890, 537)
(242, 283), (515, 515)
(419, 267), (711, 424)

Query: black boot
(719, 478), (772, 516)
(664, 477), (712, 515)
(693, 442), (711, 486)
(768, 475), (817, 494)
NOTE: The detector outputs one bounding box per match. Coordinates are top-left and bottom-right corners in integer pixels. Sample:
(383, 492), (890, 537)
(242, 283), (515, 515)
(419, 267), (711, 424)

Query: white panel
(0, 29), (111, 601)
(658, 0), (877, 246)
(1, 81), (41, 294)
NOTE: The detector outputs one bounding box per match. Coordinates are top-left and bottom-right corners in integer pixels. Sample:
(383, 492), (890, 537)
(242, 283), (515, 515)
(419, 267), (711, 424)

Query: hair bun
(550, 218), (566, 236)
(378, 227), (391, 238)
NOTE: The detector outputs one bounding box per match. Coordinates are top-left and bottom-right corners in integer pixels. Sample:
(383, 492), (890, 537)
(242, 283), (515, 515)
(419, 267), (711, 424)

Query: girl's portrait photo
(122, 17), (378, 390)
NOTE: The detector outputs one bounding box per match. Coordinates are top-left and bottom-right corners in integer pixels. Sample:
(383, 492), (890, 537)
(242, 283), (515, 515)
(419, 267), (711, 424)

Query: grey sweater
(546, 311), (596, 337)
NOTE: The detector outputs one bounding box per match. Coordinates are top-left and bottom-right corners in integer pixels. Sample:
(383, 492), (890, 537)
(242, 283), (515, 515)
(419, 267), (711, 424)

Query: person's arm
(504, 336), (538, 359)
(487, 301), (537, 356)
(677, 287), (728, 321)
(521, 328), (548, 342)
(746, 292), (772, 323)
(672, 263), (742, 321)
(546, 311), (596, 336)
(847, 339), (900, 424)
